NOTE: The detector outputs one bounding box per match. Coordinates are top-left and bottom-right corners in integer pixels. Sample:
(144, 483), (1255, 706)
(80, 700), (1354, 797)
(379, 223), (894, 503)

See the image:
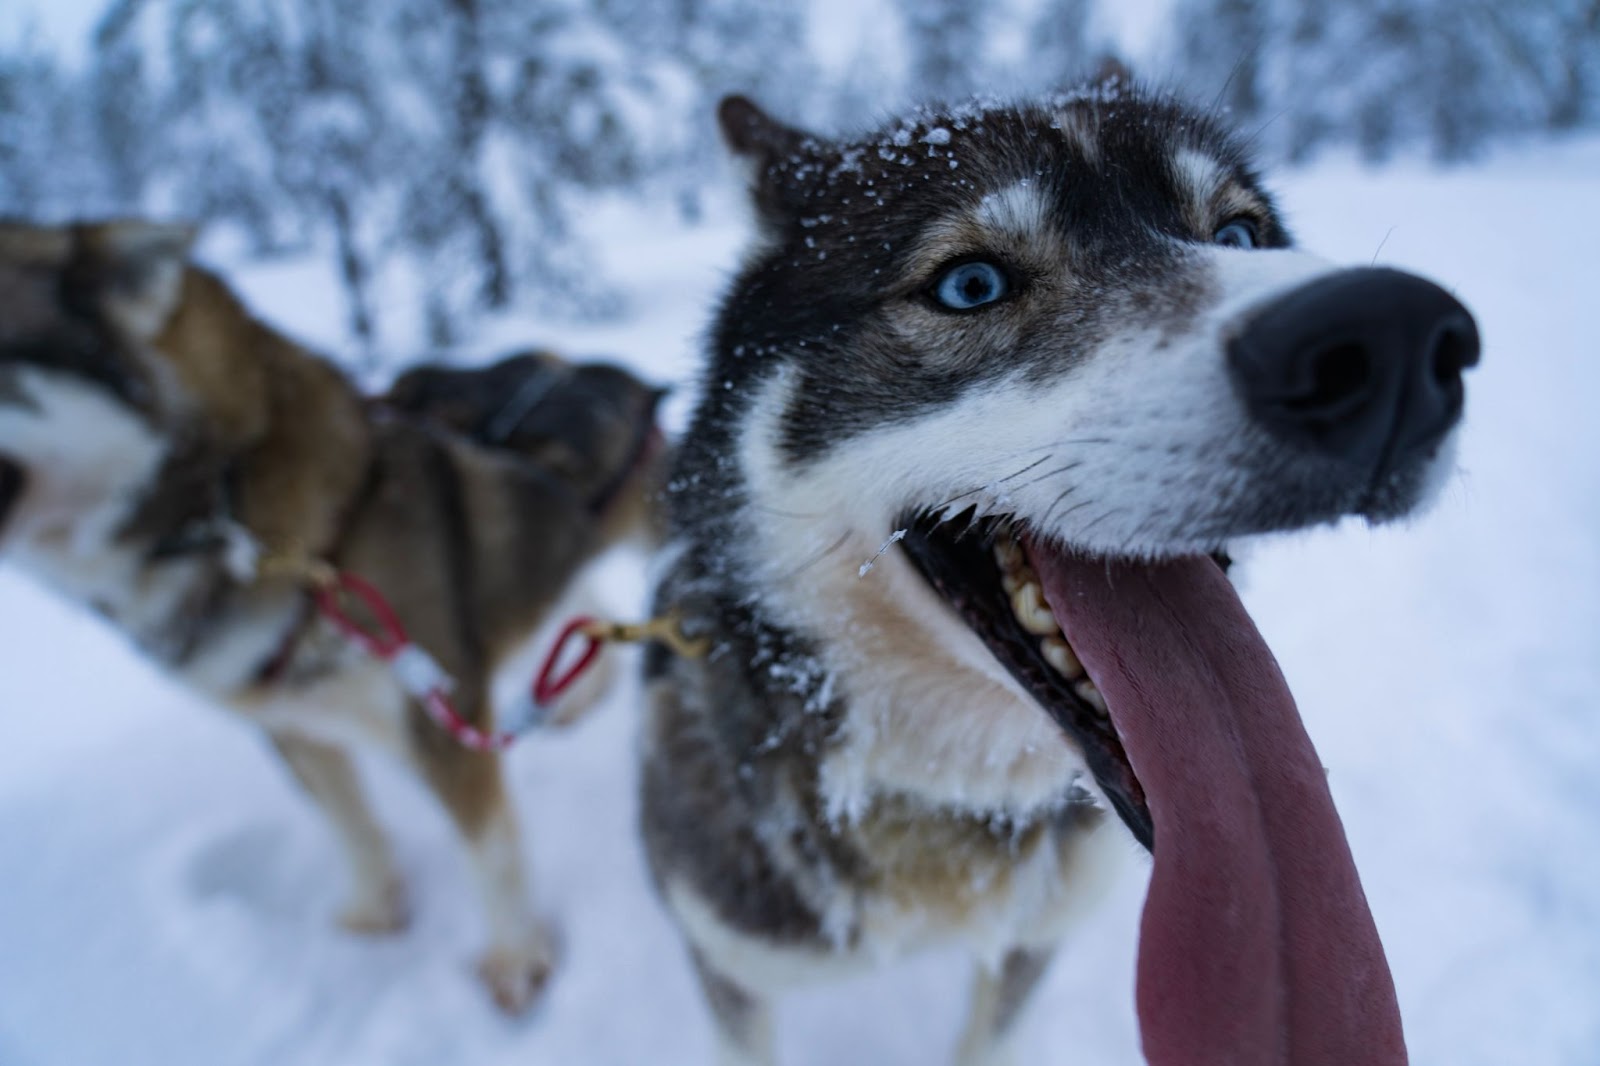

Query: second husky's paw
(476, 929), (557, 1015)
(336, 875), (411, 936)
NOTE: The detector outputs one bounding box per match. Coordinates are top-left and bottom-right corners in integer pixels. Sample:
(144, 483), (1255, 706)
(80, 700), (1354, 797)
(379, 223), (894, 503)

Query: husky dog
(0, 220), (663, 1013)
(642, 81), (1478, 1066)
(387, 349), (668, 520)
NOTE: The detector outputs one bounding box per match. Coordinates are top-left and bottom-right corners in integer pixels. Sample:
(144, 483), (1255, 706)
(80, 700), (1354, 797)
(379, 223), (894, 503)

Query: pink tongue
(1029, 551), (1406, 1066)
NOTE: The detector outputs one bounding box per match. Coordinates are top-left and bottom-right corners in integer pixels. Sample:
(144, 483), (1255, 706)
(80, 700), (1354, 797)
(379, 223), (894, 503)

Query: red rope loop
(308, 569), (617, 747)
(533, 615), (605, 708)
(311, 569), (518, 751)
(313, 571), (409, 657)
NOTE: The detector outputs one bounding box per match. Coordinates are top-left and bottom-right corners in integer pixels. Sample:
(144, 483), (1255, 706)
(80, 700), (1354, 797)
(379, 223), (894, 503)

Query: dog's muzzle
(1227, 267), (1480, 479)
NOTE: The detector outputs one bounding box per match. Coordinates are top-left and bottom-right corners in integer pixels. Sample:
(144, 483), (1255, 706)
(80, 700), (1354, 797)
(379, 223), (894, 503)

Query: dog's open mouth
(901, 510), (1407, 1065)
(0, 457), (24, 539)
(900, 514), (1156, 846)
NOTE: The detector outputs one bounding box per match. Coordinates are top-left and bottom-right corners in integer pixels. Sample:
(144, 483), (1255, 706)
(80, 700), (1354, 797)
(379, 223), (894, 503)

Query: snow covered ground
(2, 139), (1598, 1065)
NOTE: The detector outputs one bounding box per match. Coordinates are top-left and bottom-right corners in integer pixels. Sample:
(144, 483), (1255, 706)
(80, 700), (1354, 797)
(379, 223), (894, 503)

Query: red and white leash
(309, 570), (508, 751)
(295, 564), (700, 752)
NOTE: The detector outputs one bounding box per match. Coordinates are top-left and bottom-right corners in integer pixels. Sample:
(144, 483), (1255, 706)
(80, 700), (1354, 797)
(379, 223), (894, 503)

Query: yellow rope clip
(257, 552), (339, 590)
(578, 614), (709, 659)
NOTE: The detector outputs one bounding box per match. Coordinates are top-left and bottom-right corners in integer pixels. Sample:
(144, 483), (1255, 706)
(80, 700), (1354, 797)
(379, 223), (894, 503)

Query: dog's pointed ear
(1091, 54), (1133, 89)
(0, 221), (73, 267)
(76, 220), (198, 341)
(718, 95), (808, 162)
(717, 95), (821, 232)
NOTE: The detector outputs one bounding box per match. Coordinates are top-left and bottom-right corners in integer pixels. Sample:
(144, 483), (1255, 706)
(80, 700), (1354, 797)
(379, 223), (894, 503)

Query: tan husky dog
(0, 220), (663, 1013)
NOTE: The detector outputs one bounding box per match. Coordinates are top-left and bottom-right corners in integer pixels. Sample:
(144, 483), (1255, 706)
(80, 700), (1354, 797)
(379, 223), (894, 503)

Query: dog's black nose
(1227, 267), (1479, 471)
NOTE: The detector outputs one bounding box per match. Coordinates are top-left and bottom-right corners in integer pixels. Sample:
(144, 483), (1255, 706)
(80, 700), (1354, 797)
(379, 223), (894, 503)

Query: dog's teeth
(1012, 581), (1058, 636)
(1000, 560), (1037, 594)
(992, 537), (1023, 571)
(1040, 635), (1085, 680)
(1075, 678), (1109, 717)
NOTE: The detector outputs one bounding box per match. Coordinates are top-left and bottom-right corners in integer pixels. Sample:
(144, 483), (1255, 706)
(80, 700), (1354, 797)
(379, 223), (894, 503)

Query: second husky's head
(386, 350), (668, 530)
(675, 84), (1478, 837)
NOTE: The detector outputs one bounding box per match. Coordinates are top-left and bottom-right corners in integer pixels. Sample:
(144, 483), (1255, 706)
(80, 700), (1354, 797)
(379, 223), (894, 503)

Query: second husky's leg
(690, 951), (776, 1066)
(416, 733), (554, 1015)
(953, 946), (1055, 1066)
(270, 733), (409, 934)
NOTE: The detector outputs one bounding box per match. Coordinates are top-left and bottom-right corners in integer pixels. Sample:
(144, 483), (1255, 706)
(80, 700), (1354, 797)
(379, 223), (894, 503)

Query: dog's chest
(841, 797), (1115, 965)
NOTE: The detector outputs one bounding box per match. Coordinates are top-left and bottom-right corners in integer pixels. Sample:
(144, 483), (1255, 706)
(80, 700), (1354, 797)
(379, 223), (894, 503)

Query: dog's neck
(735, 518), (1087, 822)
(666, 369), (1090, 822)
(684, 390), (1085, 821)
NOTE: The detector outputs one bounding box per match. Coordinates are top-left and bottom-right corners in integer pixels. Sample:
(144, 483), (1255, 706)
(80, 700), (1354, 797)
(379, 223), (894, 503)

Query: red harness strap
(533, 616), (605, 707)
(313, 570), (519, 752)
(295, 567), (698, 750)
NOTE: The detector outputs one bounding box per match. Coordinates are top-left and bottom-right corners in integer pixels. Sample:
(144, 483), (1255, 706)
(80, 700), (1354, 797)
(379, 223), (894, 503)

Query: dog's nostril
(1285, 342), (1371, 413)
(1430, 321), (1476, 388)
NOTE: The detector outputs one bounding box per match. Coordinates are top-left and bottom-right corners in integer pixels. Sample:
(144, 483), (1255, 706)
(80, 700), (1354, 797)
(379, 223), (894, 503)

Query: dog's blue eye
(934, 261), (1009, 310)
(1213, 220), (1258, 249)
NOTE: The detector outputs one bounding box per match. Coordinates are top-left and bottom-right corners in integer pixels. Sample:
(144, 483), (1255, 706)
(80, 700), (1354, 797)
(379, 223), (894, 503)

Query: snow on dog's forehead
(839, 102), (1273, 251)
(1050, 105), (1103, 165)
(975, 183), (1051, 234)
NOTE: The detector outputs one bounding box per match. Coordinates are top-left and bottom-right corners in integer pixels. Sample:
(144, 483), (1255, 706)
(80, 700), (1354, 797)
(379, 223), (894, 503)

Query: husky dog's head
(0, 220), (202, 550)
(682, 81), (1473, 1064)
(386, 351), (668, 522)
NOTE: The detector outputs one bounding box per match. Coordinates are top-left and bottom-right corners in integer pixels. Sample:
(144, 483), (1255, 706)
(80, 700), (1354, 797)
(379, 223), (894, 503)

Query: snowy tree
(0, 38), (59, 214)
(594, 0), (812, 216)
(6, 0), (1600, 352)
(1258, 0), (1581, 162)
(1548, 0), (1600, 129)
(896, 0), (996, 103)
(385, 0), (513, 346)
(0, 32), (110, 218)
(1172, 0), (1269, 124)
(1030, 0), (1097, 92)
(156, 0), (296, 251)
(289, 2), (405, 349)
(1477, 0), (1600, 133)
(88, 0), (156, 212)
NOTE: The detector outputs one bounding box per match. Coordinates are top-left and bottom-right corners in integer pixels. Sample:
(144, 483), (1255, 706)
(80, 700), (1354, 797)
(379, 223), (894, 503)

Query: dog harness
(252, 550), (705, 750)
(148, 415), (689, 751)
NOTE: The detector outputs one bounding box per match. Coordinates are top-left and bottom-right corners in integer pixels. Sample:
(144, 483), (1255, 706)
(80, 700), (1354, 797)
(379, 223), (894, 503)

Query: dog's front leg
(270, 733), (409, 934)
(953, 946), (1055, 1066)
(416, 736), (555, 1015)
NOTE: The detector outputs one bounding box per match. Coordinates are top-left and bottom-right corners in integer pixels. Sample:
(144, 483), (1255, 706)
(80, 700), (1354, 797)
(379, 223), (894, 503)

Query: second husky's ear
(718, 95), (818, 230)
(0, 222), (73, 267)
(76, 220), (198, 341)
(1091, 54), (1133, 89)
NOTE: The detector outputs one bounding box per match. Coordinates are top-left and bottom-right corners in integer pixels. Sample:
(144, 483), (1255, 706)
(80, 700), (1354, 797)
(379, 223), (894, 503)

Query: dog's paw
(336, 876), (411, 937)
(475, 930), (557, 1015)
